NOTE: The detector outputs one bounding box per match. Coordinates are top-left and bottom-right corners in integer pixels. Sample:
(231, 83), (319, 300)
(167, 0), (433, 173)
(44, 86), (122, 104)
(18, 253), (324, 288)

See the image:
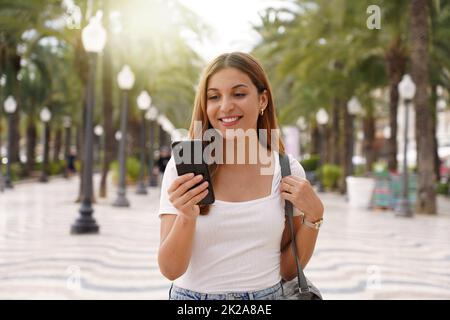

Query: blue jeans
(169, 281), (284, 300)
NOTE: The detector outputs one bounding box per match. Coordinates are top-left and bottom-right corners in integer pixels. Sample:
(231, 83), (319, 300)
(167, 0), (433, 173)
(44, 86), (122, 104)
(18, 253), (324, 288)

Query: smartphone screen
(171, 140), (215, 205)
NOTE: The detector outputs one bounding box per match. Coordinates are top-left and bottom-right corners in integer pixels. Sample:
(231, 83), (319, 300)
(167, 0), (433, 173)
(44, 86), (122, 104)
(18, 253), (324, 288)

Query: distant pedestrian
(66, 147), (77, 177)
(156, 145), (171, 186)
(157, 146), (171, 174)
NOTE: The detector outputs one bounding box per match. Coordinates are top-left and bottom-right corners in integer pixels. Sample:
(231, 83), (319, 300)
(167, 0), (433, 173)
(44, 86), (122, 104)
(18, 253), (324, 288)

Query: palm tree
(410, 0), (437, 214)
(253, 0), (388, 192)
(99, 0), (114, 198)
(0, 0), (65, 164)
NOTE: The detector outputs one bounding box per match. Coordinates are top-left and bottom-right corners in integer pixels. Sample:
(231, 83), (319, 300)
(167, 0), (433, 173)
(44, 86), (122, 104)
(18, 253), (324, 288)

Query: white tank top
(158, 150), (306, 293)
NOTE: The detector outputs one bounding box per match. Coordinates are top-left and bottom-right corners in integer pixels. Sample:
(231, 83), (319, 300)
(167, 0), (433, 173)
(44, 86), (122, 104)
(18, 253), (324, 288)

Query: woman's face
(206, 67), (268, 139)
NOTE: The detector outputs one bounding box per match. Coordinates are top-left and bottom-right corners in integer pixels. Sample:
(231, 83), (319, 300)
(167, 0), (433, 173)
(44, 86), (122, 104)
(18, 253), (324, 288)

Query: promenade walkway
(1, 176), (449, 299)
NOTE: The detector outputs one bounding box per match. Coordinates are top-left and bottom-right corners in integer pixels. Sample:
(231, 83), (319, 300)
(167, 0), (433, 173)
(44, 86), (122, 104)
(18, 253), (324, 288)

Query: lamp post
(3, 95), (17, 189)
(113, 65), (135, 207)
(63, 116), (72, 179)
(0, 74), (5, 191)
(94, 124), (104, 172)
(296, 116), (307, 158)
(39, 107), (51, 182)
(136, 91), (151, 195)
(396, 74), (416, 217)
(115, 131), (122, 141)
(347, 96), (362, 176)
(146, 106), (158, 187)
(316, 108), (329, 192)
(71, 15), (106, 234)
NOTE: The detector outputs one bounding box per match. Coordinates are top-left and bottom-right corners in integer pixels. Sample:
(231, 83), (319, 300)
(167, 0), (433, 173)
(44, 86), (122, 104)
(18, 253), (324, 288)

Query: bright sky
(178, 0), (289, 61)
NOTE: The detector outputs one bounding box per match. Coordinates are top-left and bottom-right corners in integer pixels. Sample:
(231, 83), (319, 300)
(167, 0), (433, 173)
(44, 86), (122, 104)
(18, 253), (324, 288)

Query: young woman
(157, 52), (324, 300)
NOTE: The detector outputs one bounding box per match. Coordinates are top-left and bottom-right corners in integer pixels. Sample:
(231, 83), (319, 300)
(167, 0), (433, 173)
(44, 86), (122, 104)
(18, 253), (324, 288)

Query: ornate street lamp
(296, 116), (307, 131)
(437, 99), (447, 112)
(39, 107), (51, 182)
(113, 65), (135, 207)
(71, 15), (106, 235)
(396, 74), (416, 217)
(136, 91), (151, 195)
(94, 124), (104, 171)
(347, 96), (362, 176)
(3, 95), (17, 189)
(316, 108), (329, 192)
(146, 106), (158, 187)
(347, 96), (362, 116)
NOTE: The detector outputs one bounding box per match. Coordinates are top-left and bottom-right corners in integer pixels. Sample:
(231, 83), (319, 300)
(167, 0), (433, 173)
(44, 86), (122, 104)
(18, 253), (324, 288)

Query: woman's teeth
(222, 117), (240, 123)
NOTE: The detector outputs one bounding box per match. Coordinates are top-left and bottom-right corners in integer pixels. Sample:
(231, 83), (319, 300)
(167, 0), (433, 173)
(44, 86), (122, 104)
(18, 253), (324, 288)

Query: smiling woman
(157, 52), (324, 300)
(206, 68), (268, 133)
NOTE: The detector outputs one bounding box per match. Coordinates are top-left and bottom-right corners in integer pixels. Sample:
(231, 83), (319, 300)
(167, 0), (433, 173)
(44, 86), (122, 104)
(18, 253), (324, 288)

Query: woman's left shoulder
(286, 154), (306, 179)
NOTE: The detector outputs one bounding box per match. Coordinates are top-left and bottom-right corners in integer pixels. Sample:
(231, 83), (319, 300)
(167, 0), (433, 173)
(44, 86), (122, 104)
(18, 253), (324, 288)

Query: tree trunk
(25, 118), (37, 176)
(63, 126), (71, 178)
(43, 123), (51, 176)
(411, 0), (436, 214)
(158, 124), (165, 149)
(339, 99), (353, 194)
(326, 124), (333, 164)
(99, 0), (115, 198)
(53, 127), (62, 163)
(385, 37), (407, 173)
(310, 123), (320, 156)
(363, 112), (376, 173)
(10, 54), (21, 163)
(129, 115), (140, 158)
(10, 110), (21, 163)
(330, 99), (340, 165)
(430, 86), (440, 182)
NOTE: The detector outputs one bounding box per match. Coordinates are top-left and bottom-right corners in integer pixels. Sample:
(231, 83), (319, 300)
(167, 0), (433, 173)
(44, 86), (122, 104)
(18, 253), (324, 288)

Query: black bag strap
(279, 153), (310, 294)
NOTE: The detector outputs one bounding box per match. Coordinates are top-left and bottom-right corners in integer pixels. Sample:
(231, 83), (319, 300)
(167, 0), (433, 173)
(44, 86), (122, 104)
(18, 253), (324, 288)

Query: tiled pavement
(0, 175), (449, 300)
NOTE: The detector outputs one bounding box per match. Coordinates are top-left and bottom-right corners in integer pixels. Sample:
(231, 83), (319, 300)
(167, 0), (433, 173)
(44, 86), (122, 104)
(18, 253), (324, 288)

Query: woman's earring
(260, 109), (264, 116)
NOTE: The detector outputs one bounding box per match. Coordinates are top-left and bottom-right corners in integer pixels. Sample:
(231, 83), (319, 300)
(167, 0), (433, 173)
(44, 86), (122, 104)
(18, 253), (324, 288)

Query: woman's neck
(219, 138), (272, 168)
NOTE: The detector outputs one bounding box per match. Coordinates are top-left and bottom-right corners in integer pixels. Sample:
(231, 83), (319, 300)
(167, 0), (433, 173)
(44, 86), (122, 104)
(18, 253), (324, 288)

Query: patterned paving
(0, 176), (450, 299)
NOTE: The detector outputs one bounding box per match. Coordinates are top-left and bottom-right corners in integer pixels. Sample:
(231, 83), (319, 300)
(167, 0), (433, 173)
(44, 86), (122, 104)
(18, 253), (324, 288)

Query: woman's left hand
(280, 176), (324, 221)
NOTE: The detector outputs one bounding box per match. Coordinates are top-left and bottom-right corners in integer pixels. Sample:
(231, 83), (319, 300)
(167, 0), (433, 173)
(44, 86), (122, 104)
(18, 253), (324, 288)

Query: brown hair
(188, 52), (285, 215)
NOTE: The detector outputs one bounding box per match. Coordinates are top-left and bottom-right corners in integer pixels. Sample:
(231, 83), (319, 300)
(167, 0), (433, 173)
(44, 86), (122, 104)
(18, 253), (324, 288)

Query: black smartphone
(171, 140), (215, 205)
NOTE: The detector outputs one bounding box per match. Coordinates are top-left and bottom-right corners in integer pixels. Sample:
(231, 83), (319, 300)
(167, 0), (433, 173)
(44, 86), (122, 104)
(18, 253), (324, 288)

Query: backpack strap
(279, 153), (310, 294)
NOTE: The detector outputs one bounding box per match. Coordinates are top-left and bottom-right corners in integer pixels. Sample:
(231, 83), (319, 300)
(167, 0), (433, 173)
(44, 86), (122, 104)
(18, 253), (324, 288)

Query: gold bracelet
(300, 213), (323, 230)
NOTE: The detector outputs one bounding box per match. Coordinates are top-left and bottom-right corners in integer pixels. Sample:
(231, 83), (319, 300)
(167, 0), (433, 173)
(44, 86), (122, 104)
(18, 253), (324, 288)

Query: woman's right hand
(167, 173), (209, 220)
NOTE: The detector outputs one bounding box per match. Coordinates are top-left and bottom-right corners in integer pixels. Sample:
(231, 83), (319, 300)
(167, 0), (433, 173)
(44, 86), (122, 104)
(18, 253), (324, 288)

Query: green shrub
(10, 163), (24, 181)
(33, 162), (43, 172)
(110, 157), (141, 184)
(75, 160), (81, 173)
(372, 161), (387, 173)
(300, 155), (320, 172)
(49, 160), (65, 175)
(437, 183), (448, 195)
(353, 164), (366, 177)
(317, 164), (342, 190)
(32, 160), (65, 176)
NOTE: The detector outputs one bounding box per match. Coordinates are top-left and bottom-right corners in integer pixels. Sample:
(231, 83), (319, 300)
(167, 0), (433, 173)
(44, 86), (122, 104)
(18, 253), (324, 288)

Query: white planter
(346, 176), (376, 209)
